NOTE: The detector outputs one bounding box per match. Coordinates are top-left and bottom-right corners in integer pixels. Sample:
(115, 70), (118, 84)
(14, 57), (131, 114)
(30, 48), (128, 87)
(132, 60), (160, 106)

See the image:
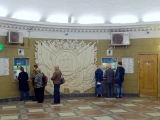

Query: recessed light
(78, 16), (104, 24)
(12, 11), (41, 21)
(111, 15), (138, 23)
(143, 13), (160, 22)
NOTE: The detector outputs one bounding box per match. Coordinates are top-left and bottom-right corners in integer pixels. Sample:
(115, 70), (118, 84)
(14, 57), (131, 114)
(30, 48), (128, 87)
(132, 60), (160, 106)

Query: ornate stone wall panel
(35, 39), (97, 94)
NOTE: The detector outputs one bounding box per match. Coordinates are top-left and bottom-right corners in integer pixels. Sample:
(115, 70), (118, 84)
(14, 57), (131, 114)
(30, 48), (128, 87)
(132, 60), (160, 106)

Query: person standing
(34, 68), (44, 103)
(51, 65), (62, 104)
(31, 64), (38, 101)
(18, 67), (30, 101)
(95, 66), (103, 97)
(105, 65), (114, 98)
(115, 61), (125, 98)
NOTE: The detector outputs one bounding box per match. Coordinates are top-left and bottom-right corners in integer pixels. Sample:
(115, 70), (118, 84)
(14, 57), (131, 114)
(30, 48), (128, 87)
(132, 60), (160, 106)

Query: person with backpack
(34, 68), (44, 103)
(115, 61), (125, 98)
(95, 65), (103, 97)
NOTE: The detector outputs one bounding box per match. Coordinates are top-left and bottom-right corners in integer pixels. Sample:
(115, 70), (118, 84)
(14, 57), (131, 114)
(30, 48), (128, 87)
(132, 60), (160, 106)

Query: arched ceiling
(1, 0), (160, 25)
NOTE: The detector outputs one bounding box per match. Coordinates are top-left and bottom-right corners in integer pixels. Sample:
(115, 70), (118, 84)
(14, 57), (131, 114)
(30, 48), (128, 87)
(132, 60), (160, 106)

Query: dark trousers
(37, 87), (44, 103)
(20, 91), (30, 100)
(34, 88), (38, 100)
(54, 84), (60, 103)
(106, 83), (113, 97)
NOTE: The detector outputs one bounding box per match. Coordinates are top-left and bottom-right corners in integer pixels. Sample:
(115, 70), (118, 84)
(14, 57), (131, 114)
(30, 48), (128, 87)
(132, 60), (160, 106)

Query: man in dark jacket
(115, 61), (125, 98)
(18, 67), (30, 101)
(105, 65), (114, 98)
(51, 65), (62, 104)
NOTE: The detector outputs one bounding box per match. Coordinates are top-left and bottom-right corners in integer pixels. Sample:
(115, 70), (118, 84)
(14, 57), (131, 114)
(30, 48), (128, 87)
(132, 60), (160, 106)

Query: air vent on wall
(7, 31), (23, 44)
(111, 32), (130, 46)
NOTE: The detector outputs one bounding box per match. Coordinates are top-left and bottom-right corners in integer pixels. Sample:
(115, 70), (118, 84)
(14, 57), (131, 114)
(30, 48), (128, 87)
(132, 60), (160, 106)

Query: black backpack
(42, 73), (48, 86)
(115, 68), (121, 84)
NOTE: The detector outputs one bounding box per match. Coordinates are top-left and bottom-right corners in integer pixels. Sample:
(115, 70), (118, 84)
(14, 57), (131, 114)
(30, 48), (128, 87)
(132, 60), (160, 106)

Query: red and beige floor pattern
(0, 97), (160, 120)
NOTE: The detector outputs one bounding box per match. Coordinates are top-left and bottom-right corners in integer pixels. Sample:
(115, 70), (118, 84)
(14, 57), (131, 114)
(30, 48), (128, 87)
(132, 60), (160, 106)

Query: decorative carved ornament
(35, 39), (97, 94)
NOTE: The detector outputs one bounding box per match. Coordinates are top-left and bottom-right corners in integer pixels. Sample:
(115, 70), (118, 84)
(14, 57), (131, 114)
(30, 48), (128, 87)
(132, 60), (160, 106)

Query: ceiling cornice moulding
(0, 18), (160, 33)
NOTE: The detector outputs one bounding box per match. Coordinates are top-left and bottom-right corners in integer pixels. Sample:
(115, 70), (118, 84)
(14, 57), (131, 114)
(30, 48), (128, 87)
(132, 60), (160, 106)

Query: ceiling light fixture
(78, 16), (104, 24)
(12, 11), (41, 21)
(143, 13), (160, 22)
(111, 15), (138, 23)
(47, 15), (68, 23)
(0, 7), (8, 17)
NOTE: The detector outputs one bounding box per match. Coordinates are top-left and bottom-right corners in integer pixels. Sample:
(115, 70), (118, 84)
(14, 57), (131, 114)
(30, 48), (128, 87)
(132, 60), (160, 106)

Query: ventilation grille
(7, 31), (23, 44)
(111, 32), (130, 46)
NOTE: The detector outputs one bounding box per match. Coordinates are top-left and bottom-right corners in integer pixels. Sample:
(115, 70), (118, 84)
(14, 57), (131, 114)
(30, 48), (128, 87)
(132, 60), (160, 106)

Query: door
(139, 54), (158, 97)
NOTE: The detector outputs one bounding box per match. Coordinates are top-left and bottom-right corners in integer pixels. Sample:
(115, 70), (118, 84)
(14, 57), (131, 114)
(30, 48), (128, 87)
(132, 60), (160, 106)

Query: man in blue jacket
(115, 61), (125, 98)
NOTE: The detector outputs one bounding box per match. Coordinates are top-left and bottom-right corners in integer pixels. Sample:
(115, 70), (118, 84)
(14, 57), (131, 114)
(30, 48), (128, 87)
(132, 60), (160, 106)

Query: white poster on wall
(18, 49), (24, 55)
(122, 57), (134, 73)
(0, 57), (9, 76)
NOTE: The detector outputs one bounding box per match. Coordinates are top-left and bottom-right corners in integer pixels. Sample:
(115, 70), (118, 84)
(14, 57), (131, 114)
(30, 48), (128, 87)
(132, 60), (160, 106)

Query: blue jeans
(54, 84), (60, 103)
(20, 91), (30, 100)
(106, 83), (113, 97)
(116, 83), (123, 97)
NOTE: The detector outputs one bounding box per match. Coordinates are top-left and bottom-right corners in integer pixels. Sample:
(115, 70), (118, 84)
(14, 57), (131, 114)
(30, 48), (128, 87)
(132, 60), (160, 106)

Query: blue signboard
(14, 58), (26, 66)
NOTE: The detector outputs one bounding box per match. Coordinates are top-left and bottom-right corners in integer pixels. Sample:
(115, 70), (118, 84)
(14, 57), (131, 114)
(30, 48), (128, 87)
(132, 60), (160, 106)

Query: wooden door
(139, 54), (158, 97)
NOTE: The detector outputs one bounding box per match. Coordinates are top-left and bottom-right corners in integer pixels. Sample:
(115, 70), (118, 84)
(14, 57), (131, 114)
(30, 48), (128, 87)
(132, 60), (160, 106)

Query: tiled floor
(0, 97), (160, 120)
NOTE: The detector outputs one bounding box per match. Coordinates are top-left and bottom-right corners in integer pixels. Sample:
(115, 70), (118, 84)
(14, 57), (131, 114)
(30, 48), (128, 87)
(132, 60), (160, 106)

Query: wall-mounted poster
(101, 57), (118, 72)
(122, 57), (134, 73)
(0, 57), (9, 76)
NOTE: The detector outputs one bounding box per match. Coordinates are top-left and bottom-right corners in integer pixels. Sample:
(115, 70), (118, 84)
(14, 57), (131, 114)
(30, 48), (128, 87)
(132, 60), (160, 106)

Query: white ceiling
(1, 0), (160, 24)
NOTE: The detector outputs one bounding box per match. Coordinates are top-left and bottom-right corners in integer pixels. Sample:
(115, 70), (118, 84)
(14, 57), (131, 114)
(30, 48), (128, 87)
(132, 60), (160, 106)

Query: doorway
(139, 54), (158, 97)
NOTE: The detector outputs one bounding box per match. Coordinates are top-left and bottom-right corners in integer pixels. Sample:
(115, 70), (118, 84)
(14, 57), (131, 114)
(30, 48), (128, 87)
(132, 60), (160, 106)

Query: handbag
(60, 75), (65, 84)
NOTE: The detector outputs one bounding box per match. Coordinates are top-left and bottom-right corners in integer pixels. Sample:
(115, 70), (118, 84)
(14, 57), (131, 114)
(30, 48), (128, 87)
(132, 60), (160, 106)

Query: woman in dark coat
(18, 67), (30, 101)
(95, 66), (103, 97)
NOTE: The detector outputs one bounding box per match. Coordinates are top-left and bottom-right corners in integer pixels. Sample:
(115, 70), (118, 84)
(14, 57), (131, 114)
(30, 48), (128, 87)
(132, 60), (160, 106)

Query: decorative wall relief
(35, 39), (97, 94)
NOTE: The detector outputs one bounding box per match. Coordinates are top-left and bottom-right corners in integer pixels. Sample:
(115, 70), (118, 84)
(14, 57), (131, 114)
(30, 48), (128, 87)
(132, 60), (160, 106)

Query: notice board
(0, 57), (9, 76)
(122, 57), (134, 73)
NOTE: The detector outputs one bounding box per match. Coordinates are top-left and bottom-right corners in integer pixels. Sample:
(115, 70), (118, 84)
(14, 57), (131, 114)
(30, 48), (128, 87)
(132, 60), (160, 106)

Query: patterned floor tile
(28, 109), (44, 113)
(92, 102), (106, 105)
(61, 117), (86, 120)
(146, 113), (160, 116)
(50, 104), (64, 107)
(0, 110), (20, 115)
(28, 113), (51, 119)
(1, 115), (19, 120)
(67, 100), (79, 102)
(118, 113), (147, 119)
(121, 104), (137, 107)
(93, 116), (114, 120)
(132, 100), (144, 102)
(25, 104), (43, 108)
(110, 109), (128, 113)
(2, 106), (17, 109)
(97, 104), (117, 108)
(81, 110), (106, 115)
(77, 106), (93, 110)
(51, 107), (72, 112)
(131, 107), (153, 112)
(58, 112), (76, 117)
